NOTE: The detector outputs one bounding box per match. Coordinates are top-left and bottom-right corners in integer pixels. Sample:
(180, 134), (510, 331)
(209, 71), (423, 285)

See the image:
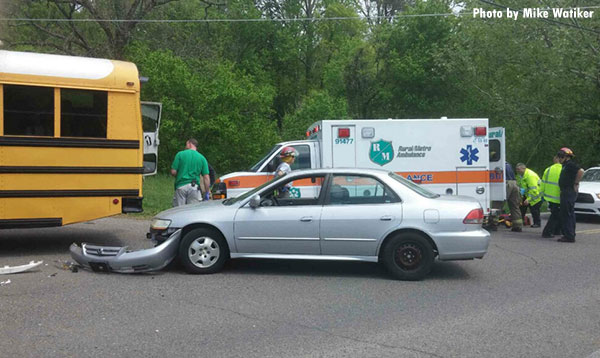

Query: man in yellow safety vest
(516, 163), (542, 228)
(540, 156), (562, 238)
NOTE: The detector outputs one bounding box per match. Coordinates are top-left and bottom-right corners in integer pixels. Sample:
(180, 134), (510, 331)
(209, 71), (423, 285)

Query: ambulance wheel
(179, 228), (228, 274)
(382, 233), (434, 281)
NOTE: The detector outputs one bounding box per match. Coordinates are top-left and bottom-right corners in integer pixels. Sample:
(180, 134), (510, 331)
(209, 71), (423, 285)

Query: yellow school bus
(0, 50), (144, 229)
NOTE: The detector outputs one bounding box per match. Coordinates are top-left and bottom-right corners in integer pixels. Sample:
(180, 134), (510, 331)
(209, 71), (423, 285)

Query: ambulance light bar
(338, 128), (350, 138)
(474, 127), (486, 136)
(307, 125), (321, 137)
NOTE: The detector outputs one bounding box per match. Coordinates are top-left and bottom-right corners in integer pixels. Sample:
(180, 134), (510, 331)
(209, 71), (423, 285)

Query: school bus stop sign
(370, 140), (394, 166)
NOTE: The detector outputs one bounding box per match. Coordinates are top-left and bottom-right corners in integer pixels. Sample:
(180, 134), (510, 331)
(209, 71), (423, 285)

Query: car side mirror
(249, 194), (260, 209)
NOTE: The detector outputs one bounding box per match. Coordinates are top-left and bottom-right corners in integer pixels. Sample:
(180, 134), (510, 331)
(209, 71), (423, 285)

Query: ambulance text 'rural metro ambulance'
(215, 118), (506, 214)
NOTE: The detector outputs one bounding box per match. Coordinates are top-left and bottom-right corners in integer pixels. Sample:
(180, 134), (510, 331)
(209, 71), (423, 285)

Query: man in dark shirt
(505, 162), (523, 231)
(557, 148), (584, 242)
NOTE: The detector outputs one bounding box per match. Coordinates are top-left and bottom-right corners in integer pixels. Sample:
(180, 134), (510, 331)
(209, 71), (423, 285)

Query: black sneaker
(531, 224), (541, 228)
(542, 233), (554, 238)
(557, 236), (575, 243)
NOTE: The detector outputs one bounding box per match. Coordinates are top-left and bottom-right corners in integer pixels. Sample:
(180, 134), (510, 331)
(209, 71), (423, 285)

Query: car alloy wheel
(179, 228), (228, 274)
(188, 237), (220, 268)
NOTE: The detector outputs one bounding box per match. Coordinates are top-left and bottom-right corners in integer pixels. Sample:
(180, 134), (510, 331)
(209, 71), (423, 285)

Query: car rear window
(389, 172), (439, 199)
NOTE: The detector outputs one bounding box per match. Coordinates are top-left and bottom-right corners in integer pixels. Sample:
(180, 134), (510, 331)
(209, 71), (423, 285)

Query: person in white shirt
(274, 146), (298, 198)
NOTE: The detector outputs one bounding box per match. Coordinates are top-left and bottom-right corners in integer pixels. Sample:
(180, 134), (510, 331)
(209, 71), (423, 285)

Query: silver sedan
(144, 168), (489, 280)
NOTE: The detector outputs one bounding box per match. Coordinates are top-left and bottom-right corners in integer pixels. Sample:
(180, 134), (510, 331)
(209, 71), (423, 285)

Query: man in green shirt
(170, 138), (211, 206)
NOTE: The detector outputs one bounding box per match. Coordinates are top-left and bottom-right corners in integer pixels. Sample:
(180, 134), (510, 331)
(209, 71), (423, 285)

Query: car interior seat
(330, 185), (350, 204)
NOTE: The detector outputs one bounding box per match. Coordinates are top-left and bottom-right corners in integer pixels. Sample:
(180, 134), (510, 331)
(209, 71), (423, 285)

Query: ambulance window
(291, 145), (311, 170)
(61, 89), (107, 138)
(3, 84), (54, 136)
(252, 144), (282, 172)
(489, 140), (501, 162)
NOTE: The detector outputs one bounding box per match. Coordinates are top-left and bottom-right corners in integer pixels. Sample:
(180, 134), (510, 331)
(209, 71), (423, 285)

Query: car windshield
(222, 175), (281, 205)
(581, 169), (600, 182)
(388, 172), (440, 198)
(249, 144), (282, 172)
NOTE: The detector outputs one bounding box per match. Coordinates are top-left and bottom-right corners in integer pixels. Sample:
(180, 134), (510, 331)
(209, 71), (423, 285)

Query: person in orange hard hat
(556, 148), (584, 243)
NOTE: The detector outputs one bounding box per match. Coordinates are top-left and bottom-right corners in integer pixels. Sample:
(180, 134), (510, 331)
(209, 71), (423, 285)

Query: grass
(129, 174), (174, 219)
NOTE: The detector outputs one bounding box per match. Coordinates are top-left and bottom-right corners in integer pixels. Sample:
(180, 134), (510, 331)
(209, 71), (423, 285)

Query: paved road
(1, 215), (600, 358)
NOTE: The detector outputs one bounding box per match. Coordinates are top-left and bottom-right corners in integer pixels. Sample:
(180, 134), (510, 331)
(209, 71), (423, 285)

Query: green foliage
(2, 0), (599, 176)
(281, 90), (348, 140)
(128, 45), (279, 175)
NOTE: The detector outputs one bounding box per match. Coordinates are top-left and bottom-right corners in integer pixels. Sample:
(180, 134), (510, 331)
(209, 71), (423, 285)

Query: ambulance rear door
(488, 127), (506, 201)
(331, 125), (356, 168)
(456, 166), (490, 212)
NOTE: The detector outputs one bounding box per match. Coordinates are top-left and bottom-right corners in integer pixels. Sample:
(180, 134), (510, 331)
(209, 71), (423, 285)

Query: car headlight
(151, 219), (171, 231)
(596, 193), (600, 200)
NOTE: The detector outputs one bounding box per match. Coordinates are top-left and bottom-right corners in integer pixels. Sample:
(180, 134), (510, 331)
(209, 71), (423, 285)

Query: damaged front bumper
(70, 230), (181, 273)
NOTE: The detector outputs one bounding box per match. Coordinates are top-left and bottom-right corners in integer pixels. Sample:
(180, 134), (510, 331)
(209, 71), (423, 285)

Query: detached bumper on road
(434, 229), (491, 261)
(70, 230), (181, 273)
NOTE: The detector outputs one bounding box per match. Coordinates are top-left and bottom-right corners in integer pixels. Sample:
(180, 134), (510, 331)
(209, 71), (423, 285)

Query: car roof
(287, 167), (392, 176)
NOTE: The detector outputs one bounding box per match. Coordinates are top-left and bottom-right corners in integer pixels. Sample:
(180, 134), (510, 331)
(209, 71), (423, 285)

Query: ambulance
(214, 118), (506, 214)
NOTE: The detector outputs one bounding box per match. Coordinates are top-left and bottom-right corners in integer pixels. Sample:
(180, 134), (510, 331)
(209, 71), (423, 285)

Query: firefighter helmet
(280, 146), (298, 158)
(558, 147), (575, 157)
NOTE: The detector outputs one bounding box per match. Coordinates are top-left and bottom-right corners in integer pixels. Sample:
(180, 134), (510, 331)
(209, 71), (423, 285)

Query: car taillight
(463, 208), (484, 224)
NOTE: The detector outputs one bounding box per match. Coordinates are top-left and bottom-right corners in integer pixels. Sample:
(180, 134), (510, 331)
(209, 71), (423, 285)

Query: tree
(1, 0), (180, 59)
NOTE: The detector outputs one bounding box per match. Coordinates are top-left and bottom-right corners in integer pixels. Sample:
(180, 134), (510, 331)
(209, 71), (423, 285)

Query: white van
(215, 118), (506, 214)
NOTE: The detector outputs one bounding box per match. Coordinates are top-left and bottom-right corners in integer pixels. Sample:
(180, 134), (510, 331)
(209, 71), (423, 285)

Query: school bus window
(3, 84), (54, 136)
(61, 89), (107, 138)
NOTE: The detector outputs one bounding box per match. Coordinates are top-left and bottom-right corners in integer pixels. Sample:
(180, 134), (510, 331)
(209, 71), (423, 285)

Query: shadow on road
(219, 258), (470, 281)
(0, 225), (124, 256)
(428, 261), (471, 280)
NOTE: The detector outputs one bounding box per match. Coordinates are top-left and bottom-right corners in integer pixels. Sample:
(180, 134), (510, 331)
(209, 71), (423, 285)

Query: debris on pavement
(0, 279), (11, 286)
(0, 261), (44, 275)
(54, 260), (80, 273)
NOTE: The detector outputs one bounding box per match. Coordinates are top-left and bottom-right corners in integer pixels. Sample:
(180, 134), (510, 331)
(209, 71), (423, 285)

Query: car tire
(382, 233), (434, 281)
(178, 228), (228, 274)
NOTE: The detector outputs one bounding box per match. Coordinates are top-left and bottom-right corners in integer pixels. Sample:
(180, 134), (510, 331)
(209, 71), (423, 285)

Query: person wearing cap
(170, 138), (211, 206)
(274, 146), (298, 198)
(557, 147), (584, 242)
(515, 163), (542, 228)
(505, 162), (523, 232)
(540, 155), (563, 238)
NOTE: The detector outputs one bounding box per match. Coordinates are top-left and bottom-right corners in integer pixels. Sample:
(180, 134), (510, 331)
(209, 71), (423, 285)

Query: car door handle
(300, 216), (313, 222)
(380, 216), (393, 221)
